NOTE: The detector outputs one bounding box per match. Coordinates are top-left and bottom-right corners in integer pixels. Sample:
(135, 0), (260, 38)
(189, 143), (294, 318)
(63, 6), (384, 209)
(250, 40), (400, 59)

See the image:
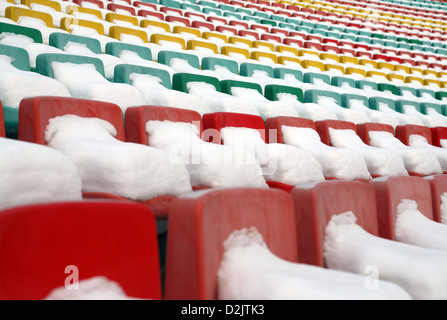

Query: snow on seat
(125, 105), (268, 190)
(396, 99), (447, 128)
(114, 65), (210, 116)
(318, 119), (408, 177)
(305, 89), (371, 124)
(268, 117), (371, 181)
(292, 179), (447, 300)
(396, 125), (447, 173)
(202, 112), (325, 190)
(18, 97), (192, 216)
(0, 201), (161, 300)
(0, 102), (4, 137)
(0, 49), (70, 109)
(0, 137), (82, 210)
(425, 174), (447, 223)
(164, 188), (409, 300)
(368, 96), (425, 126)
(35, 53), (146, 111)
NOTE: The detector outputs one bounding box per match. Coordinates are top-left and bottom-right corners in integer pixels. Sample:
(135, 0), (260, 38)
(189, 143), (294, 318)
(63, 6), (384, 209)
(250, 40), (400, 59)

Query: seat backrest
(49, 32), (101, 55)
(430, 126), (447, 148)
(18, 96), (125, 145)
(426, 174), (447, 223)
(395, 124), (433, 146)
(105, 41), (152, 61)
(124, 105), (202, 145)
(265, 116), (316, 143)
(0, 43), (30, 71)
(164, 188), (297, 300)
(315, 119), (358, 145)
(0, 21), (43, 43)
(291, 180), (379, 267)
(0, 201), (161, 300)
(369, 176), (434, 240)
(35, 53), (105, 78)
(356, 122), (395, 145)
(114, 64), (171, 89)
(202, 112), (266, 144)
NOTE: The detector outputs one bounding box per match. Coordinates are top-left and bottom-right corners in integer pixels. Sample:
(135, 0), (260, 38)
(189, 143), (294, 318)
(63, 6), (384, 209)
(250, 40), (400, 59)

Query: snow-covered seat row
(0, 200), (162, 300)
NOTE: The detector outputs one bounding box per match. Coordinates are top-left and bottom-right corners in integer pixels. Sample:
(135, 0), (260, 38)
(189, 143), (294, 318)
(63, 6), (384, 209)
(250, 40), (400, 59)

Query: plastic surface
(0, 43), (30, 71)
(0, 201), (161, 300)
(202, 112), (266, 144)
(0, 21), (42, 43)
(356, 122), (395, 145)
(124, 105), (202, 146)
(395, 124), (433, 146)
(49, 32), (101, 55)
(265, 116), (316, 144)
(114, 64), (171, 88)
(18, 96), (125, 145)
(369, 176), (434, 240)
(172, 73), (221, 93)
(0, 103), (4, 138)
(426, 174), (447, 223)
(35, 53), (105, 78)
(315, 119), (357, 145)
(164, 188), (298, 300)
(430, 127), (447, 148)
(291, 180), (379, 267)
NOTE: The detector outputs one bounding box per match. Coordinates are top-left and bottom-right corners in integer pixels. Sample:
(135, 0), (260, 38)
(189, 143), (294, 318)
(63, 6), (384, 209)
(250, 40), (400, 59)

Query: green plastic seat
(273, 67), (303, 82)
(264, 84), (304, 102)
(304, 89), (341, 105)
(303, 72), (331, 86)
(218, 4), (235, 12)
(220, 79), (263, 95)
(394, 99), (422, 114)
(416, 88), (436, 100)
(397, 86), (418, 98)
(105, 42), (152, 61)
(201, 56), (239, 75)
(114, 64), (172, 89)
(340, 93), (369, 109)
(157, 50), (200, 69)
(0, 22), (42, 44)
(260, 19), (277, 27)
(270, 15), (286, 23)
(3, 106), (19, 139)
(420, 102), (446, 116)
(378, 83), (399, 96)
(331, 76), (356, 88)
(235, 7), (252, 15)
(223, 12), (242, 20)
(198, 0), (216, 8)
(201, 7), (222, 15)
(243, 15), (262, 23)
(300, 21), (315, 29)
(49, 32), (102, 54)
(0, 43), (30, 71)
(435, 91), (447, 101)
(181, 3), (201, 12)
(173, 73), (221, 93)
(159, 0), (181, 8)
(240, 62), (274, 78)
(368, 96), (397, 112)
(356, 80), (379, 92)
(340, 34), (356, 42)
(254, 11), (269, 19)
(35, 53), (105, 78)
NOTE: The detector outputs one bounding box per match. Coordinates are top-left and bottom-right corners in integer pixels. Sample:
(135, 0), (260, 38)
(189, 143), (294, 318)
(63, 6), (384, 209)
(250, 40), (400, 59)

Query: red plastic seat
(291, 180), (379, 267)
(395, 124), (433, 146)
(202, 112), (266, 144)
(238, 29), (260, 40)
(356, 122), (395, 145)
(18, 96), (125, 145)
(426, 174), (447, 223)
(369, 176), (434, 240)
(107, 3), (136, 15)
(159, 6), (183, 16)
(265, 116), (316, 143)
(315, 119), (358, 146)
(73, 0), (104, 8)
(191, 20), (213, 32)
(165, 15), (190, 27)
(215, 25), (237, 36)
(124, 105), (202, 146)
(164, 188), (297, 300)
(230, 20), (249, 30)
(430, 126), (447, 147)
(138, 9), (164, 20)
(0, 201), (161, 300)
(0, 102), (4, 138)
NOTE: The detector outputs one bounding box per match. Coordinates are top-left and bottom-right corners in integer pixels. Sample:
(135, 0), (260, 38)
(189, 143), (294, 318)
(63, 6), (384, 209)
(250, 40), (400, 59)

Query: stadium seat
(35, 53), (105, 78)
(105, 42), (152, 61)
(290, 180), (379, 267)
(426, 174), (447, 223)
(369, 176), (434, 240)
(49, 32), (102, 55)
(395, 124), (433, 146)
(164, 188), (297, 299)
(0, 102), (4, 138)
(0, 201), (161, 300)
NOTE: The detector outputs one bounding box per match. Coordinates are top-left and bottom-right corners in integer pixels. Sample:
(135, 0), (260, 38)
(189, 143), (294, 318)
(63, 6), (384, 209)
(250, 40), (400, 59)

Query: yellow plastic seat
(277, 56), (301, 69)
(424, 79), (442, 88)
(252, 40), (275, 52)
(377, 62), (395, 73)
(140, 20), (171, 33)
(275, 45), (298, 57)
(221, 46), (250, 61)
(228, 36), (252, 49)
(339, 56), (359, 66)
(106, 12), (138, 27)
(394, 65), (411, 75)
(301, 60), (324, 72)
(202, 31), (227, 44)
(386, 74), (405, 83)
(21, 0), (61, 12)
(345, 67), (366, 78)
(423, 69), (439, 78)
(410, 67), (424, 77)
(366, 70), (388, 80)
(298, 49), (319, 59)
(320, 53), (339, 64)
(324, 63), (344, 74)
(405, 76), (424, 86)
(359, 59), (377, 69)
(110, 26), (148, 43)
(173, 26), (201, 39)
(251, 51), (278, 65)
(6, 6), (53, 27)
(187, 39), (218, 54)
(60, 17), (105, 35)
(66, 5), (103, 20)
(151, 33), (186, 49)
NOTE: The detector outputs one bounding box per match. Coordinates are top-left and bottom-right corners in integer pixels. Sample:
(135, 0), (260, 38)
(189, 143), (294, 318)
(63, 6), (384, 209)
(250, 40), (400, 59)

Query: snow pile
(118, 50), (173, 75)
(220, 127), (325, 186)
(317, 96), (371, 124)
(396, 199), (447, 251)
(169, 57), (220, 78)
(281, 126), (372, 180)
(376, 102), (424, 126)
(217, 227), (411, 300)
(146, 120), (268, 188)
(328, 128), (408, 177)
(409, 134), (447, 172)
(45, 276), (141, 300)
(230, 86), (299, 120)
(324, 211), (447, 300)
(129, 73), (210, 116)
(0, 137), (82, 210)
(368, 131), (442, 175)
(402, 105), (447, 128)
(277, 93), (338, 121)
(348, 99), (400, 128)
(45, 115), (192, 200)
(51, 62), (146, 111)
(440, 193), (447, 225)
(186, 81), (260, 116)
(0, 54), (70, 108)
